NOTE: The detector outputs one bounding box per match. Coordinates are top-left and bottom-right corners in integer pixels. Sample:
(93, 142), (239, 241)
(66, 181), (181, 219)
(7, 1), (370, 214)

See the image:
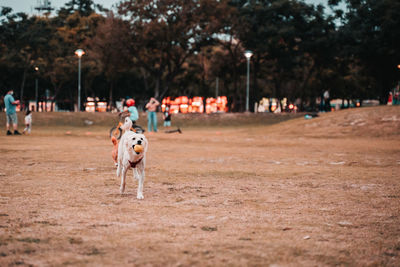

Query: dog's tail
(111, 136), (118, 146)
(111, 136), (119, 167)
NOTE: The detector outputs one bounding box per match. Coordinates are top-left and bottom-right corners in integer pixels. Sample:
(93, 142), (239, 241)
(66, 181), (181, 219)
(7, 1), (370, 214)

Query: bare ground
(1, 106), (400, 266)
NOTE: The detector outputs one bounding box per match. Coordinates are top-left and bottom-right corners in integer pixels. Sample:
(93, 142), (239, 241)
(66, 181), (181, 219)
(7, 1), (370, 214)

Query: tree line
(0, 0), (399, 111)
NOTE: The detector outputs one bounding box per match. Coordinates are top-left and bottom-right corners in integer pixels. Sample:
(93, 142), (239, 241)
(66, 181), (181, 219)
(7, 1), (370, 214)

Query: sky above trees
(0, 0), (342, 15)
(0, 0), (118, 14)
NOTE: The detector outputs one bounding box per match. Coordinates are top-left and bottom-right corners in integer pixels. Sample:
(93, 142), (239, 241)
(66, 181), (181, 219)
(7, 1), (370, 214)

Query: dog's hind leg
(120, 167), (128, 194)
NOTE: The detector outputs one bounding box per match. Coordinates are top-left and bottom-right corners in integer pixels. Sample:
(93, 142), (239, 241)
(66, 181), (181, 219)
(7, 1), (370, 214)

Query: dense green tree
(118, 0), (229, 99)
(58, 0), (96, 18)
(235, 0), (338, 110)
(332, 0), (400, 101)
(87, 12), (131, 109)
(0, 10), (54, 106)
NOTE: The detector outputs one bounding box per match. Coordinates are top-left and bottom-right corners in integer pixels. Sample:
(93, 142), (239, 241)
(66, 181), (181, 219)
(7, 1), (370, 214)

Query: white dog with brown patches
(116, 118), (148, 199)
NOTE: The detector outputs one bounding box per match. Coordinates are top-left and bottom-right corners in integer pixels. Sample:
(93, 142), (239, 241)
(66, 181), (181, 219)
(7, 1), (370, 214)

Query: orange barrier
(206, 96), (228, 114)
(85, 97), (107, 112)
(189, 97), (204, 113)
(162, 96), (227, 114)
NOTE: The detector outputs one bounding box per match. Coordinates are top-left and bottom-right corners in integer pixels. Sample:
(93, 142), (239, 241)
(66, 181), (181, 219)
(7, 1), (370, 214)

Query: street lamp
(244, 50), (253, 112)
(75, 49), (85, 111)
(34, 66), (39, 112)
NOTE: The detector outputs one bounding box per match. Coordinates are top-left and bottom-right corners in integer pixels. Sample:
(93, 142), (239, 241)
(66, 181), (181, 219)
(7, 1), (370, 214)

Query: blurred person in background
(23, 110), (32, 135)
(323, 89), (331, 112)
(126, 98), (139, 124)
(145, 97), (160, 133)
(163, 104), (172, 128)
(4, 89), (21, 135)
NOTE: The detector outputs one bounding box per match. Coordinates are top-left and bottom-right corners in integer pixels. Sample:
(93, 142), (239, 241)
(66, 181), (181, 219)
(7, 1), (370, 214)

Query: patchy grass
(16, 238), (41, 244)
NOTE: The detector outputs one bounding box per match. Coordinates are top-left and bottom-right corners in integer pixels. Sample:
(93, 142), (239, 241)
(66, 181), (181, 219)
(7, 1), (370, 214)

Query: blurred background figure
(23, 110), (32, 134)
(126, 98), (139, 124)
(4, 89), (21, 135)
(323, 90), (330, 112)
(163, 104), (172, 128)
(145, 97), (160, 133)
(387, 92), (393, 105)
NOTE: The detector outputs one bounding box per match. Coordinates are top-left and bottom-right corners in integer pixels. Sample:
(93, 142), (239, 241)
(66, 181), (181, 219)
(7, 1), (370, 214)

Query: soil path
(1, 107), (400, 266)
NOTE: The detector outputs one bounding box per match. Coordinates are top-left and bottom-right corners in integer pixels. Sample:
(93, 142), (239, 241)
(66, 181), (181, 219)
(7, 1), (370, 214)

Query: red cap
(126, 99), (135, 107)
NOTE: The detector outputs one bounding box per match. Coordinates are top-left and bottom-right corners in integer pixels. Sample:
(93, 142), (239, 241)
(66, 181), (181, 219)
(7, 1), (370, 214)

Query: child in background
(126, 98), (139, 123)
(23, 110), (32, 134)
(163, 105), (171, 128)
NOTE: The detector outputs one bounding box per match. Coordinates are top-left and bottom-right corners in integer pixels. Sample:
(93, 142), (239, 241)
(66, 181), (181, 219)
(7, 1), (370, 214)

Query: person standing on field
(323, 89), (331, 112)
(4, 89), (21, 135)
(145, 97), (160, 133)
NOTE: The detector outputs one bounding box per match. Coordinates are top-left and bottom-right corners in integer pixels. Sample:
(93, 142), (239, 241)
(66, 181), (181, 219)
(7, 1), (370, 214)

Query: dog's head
(125, 132), (148, 156)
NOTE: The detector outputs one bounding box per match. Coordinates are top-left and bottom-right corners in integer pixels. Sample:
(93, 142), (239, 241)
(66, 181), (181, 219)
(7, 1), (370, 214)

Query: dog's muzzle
(132, 144), (141, 154)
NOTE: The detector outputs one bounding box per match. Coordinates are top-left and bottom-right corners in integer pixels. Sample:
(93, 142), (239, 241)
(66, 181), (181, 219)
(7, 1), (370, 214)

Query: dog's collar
(128, 158), (142, 168)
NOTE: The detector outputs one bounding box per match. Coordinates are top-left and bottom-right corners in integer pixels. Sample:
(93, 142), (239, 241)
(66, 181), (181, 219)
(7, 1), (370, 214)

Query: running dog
(111, 117), (133, 167)
(116, 123), (148, 199)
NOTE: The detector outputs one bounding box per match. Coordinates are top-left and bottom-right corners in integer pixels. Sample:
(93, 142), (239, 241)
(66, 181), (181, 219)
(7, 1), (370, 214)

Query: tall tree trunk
(233, 63), (240, 111)
(51, 84), (61, 112)
(154, 76), (160, 98)
(159, 85), (169, 102)
(20, 67), (27, 110)
(108, 82), (113, 111)
(299, 61), (316, 97)
(140, 68), (149, 92)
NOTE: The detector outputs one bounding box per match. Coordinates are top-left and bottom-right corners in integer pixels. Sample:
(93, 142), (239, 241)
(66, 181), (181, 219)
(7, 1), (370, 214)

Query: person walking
(4, 89), (21, 135)
(145, 97), (160, 133)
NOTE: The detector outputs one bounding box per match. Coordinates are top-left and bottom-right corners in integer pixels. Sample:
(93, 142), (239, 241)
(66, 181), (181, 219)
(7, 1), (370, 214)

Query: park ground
(0, 106), (400, 266)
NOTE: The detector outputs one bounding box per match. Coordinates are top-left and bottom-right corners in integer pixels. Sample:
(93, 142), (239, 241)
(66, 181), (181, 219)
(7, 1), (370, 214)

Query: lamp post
(34, 66), (39, 112)
(75, 49), (85, 112)
(244, 50), (253, 112)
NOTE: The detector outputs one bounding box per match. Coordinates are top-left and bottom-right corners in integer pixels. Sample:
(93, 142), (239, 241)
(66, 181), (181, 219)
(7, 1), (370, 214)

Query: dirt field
(1, 106), (400, 266)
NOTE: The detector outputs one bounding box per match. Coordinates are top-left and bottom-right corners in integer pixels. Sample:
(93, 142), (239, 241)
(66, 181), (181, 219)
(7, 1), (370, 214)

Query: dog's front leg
(135, 167), (145, 199)
(120, 166), (128, 194)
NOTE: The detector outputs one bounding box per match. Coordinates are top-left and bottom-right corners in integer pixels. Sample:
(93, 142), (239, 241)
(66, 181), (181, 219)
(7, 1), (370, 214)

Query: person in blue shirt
(126, 98), (138, 123)
(4, 89), (21, 135)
